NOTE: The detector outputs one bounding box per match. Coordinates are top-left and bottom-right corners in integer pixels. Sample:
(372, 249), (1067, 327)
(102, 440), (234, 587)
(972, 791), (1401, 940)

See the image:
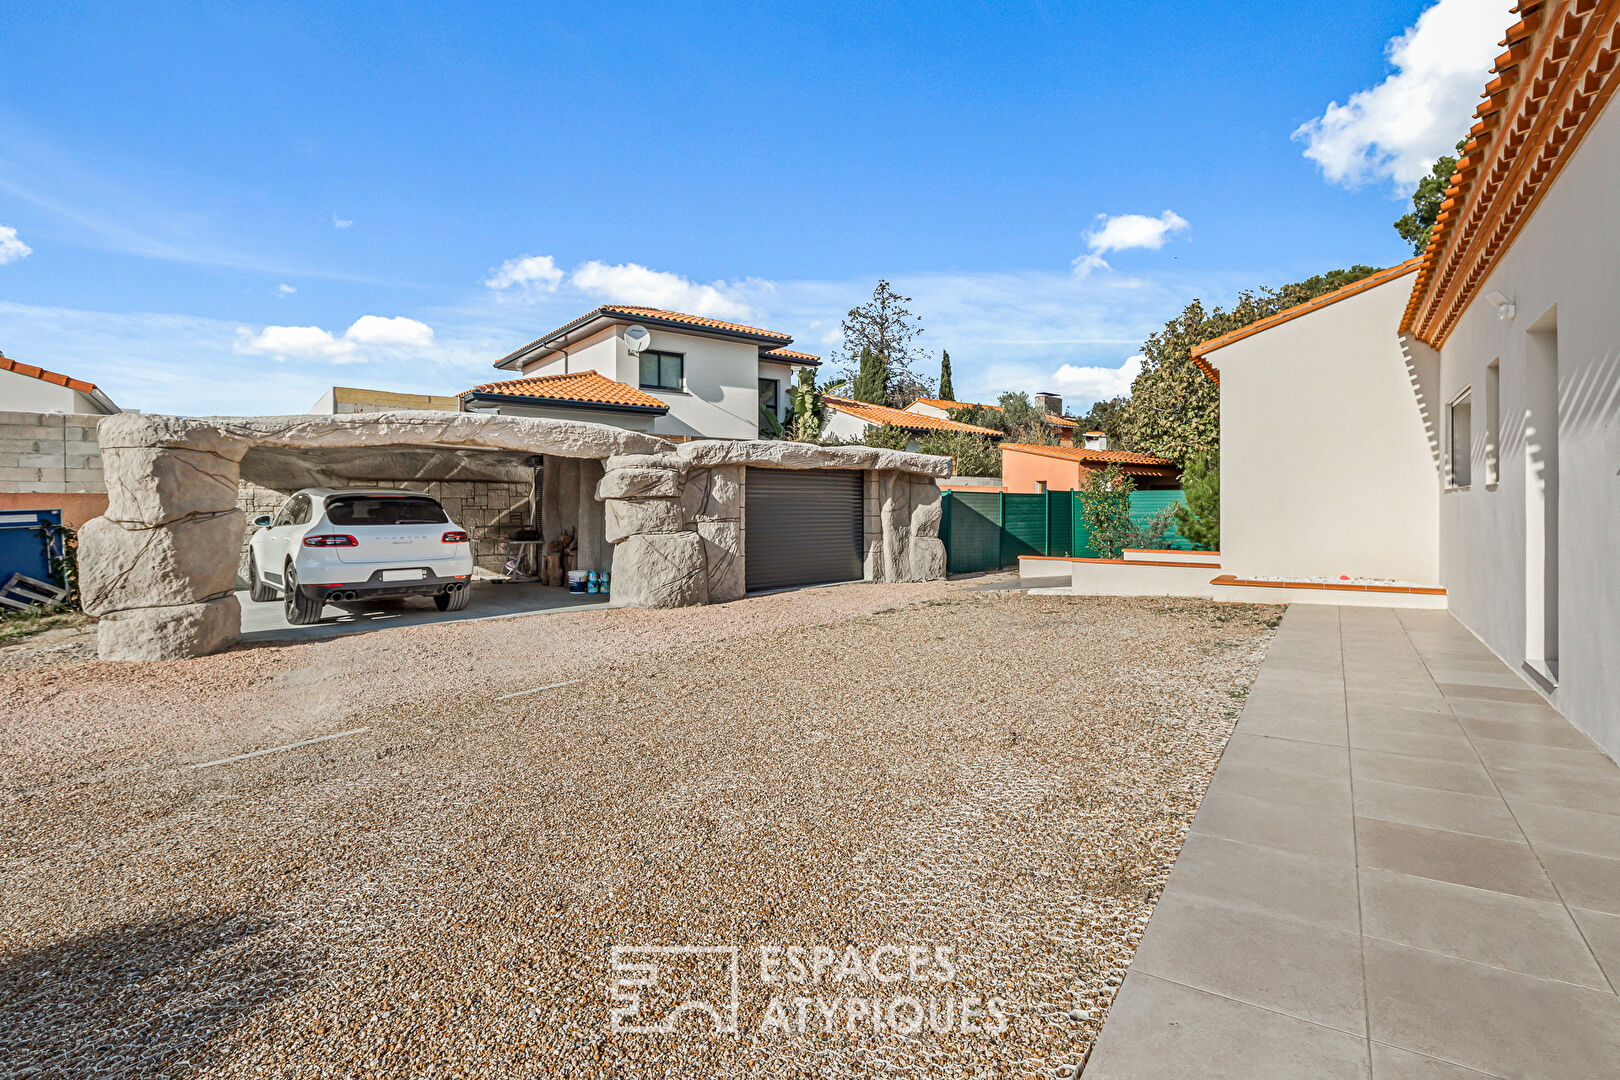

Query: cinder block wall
(0, 412), (107, 493)
(235, 479), (534, 586)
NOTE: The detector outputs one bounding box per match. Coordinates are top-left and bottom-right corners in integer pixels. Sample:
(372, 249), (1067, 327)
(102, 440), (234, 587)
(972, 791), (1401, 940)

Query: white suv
(248, 488), (475, 625)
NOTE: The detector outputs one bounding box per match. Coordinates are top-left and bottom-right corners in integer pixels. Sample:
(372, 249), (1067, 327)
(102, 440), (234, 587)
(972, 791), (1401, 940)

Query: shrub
(1174, 453), (1219, 550)
(914, 431), (1000, 477)
(1076, 463), (1136, 558)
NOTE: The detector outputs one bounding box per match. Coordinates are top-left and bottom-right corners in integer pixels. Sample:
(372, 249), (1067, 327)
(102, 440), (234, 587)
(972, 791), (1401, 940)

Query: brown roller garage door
(744, 468), (864, 592)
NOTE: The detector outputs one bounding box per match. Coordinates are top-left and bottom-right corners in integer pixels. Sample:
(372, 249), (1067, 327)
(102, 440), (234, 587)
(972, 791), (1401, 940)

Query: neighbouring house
(310, 386), (460, 414)
(1000, 442), (1179, 493)
(0, 352), (117, 528)
(464, 306), (821, 440)
(1193, 0), (1620, 761)
(819, 395), (1004, 451)
(1, 352), (119, 415)
(906, 392), (1083, 443)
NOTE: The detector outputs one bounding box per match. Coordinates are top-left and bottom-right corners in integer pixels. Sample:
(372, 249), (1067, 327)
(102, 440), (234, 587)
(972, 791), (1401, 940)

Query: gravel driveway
(1, 579), (1279, 1078)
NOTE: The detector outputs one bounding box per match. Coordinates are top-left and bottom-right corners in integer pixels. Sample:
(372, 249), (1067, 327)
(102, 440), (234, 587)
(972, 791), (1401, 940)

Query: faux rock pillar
(82, 415), (251, 660)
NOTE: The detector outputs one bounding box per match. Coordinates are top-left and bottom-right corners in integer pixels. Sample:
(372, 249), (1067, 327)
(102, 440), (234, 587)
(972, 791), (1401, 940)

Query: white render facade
(1203, 13), (1620, 762)
(478, 308), (817, 440)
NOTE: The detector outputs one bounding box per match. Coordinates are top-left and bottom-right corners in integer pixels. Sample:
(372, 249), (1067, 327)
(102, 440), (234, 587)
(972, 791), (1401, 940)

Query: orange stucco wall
(1001, 450), (1083, 493)
(0, 492), (109, 529)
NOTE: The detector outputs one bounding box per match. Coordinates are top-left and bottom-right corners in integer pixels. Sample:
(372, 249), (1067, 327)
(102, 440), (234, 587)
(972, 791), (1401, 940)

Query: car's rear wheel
(248, 552), (278, 602)
(434, 585), (471, 612)
(283, 563), (326, 625)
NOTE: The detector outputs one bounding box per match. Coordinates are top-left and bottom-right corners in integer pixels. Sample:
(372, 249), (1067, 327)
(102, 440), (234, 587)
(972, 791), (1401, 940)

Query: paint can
(566, 570), (588, 593)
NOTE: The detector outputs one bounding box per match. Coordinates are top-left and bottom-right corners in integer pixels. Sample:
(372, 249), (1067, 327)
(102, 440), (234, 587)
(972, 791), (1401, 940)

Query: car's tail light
(302, 534), (358, 547)
(442, 530), (470, 543)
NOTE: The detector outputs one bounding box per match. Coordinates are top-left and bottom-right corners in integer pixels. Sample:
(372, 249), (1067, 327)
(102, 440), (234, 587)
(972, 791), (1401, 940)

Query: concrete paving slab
(1086, 605), (1620, 1078)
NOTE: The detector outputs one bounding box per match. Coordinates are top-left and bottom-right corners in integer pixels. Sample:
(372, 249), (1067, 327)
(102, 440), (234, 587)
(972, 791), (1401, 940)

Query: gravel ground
(0, 579), (1279, 1078)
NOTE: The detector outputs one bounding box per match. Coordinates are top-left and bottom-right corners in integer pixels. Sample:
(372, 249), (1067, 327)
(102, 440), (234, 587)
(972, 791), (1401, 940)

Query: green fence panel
(1000, 493), (1047, 565)
(943, 487), (1197, 572)
(944, 489), (1002, 573)
(1046, 489), (1074, 557)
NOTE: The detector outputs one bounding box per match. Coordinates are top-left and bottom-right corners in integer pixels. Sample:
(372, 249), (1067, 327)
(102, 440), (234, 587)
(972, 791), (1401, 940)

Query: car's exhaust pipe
(332, 590), (357, 602)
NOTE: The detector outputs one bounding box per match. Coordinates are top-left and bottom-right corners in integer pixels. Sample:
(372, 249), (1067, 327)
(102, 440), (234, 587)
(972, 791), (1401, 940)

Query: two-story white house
(462, 306), (821, 440)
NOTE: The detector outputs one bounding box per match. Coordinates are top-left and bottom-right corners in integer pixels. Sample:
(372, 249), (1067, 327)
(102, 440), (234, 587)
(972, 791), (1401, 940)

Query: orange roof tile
(1402, 2), (1620, 347)
(822, 396), (1004, 436)
(0, 353), (101, 395)
(497, 305), (794, 368)
(1188, 259), (1424, 383)
(760, 347), (821, 365)
(463, 370), (668, 411)
(911, 398), (1081, 428)
(1000, 442), (1177, 471)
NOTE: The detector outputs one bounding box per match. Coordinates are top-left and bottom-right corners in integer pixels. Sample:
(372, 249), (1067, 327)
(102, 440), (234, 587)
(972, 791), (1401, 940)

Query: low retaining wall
(1209, 574), (1448, 609)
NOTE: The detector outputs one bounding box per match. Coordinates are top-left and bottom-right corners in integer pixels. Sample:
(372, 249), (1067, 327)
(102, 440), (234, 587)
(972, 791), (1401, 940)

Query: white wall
(822, 408), (872, 443)
(1434, 94), (1620, 760)
(1, 370), (109, 414)
(1214, 272), (1440, 585)
(521, 325), (764, 439)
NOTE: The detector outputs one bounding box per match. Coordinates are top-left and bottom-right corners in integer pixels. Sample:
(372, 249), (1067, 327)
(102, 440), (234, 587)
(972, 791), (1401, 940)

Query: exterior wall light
(1485, 291), (1515, 321)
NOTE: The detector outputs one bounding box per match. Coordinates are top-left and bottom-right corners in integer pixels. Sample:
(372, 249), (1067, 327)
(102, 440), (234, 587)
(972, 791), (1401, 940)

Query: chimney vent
(1083, 430), (1108, 451)
(1033, 392), (1062, 415)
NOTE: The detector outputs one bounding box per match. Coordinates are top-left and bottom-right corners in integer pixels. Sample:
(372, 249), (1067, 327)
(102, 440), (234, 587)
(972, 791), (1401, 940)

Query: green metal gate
(941, 488), (1194, 572)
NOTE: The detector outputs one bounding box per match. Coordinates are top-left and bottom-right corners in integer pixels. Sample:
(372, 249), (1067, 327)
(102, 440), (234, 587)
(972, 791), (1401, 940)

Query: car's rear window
(325, 495), (449, 526)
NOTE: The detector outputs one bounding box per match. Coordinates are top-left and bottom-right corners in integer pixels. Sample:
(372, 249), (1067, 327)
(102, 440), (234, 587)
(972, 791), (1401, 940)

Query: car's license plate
(382, 569), (426, 581)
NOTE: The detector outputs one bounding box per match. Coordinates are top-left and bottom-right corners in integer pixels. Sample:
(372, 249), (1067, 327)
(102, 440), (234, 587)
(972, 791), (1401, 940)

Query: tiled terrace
(1085, 605), (1620, 1079)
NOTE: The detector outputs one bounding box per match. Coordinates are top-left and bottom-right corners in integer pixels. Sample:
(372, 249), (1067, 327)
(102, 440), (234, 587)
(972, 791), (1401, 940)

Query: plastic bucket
(566, 570), (589, 593)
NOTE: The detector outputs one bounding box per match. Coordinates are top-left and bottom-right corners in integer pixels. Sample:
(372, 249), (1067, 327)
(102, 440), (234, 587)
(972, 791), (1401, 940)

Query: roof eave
(461, 390), (669, 416)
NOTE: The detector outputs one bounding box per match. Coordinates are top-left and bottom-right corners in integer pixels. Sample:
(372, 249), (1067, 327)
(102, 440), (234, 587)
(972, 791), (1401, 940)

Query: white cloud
(484, 253), (564, 295)
(237, 324), (350, 359)
(277, 283), (296, 296)
(236, 315), (435, 360)
(1046, 355), (1143, 403)
(344, 314), (435, 348)
(1073, 211), (1190, 276)
(333, 214), (353, 229)
(0, 225), (33, 265)
(1294, 0), (1507, 189)
(569, 260), (754, 320)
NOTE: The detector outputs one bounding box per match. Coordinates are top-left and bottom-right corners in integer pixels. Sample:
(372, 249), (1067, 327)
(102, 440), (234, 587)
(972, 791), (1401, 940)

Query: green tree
(1075, 463), (1136, 558)
(996, 392), (1058, 445)
(1127, 266), (1381, 464)
(938, 351), (955, 400)
(914, 430), (1000, 477)
(1174, 452), (1220, 550)
(1394, 138), (1467, 255)
(782, 368), (826, 441)
(860, 423), (912, 451)
(1079, 395), (1132, 449)
(837, 280), (932, 407)
(852, 346), (888, 405)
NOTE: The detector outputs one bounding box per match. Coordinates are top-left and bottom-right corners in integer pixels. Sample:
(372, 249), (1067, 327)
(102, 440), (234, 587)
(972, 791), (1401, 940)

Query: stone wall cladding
(598, 444), (948, 608)
(0, 411), (107, 493)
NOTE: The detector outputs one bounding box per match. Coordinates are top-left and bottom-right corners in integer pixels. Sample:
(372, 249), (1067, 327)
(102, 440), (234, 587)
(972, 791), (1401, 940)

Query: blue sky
(1, 1), (1512, 415)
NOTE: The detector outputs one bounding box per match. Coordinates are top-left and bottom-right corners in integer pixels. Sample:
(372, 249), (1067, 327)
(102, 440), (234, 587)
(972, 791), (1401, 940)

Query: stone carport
(80, 411), (950, 660)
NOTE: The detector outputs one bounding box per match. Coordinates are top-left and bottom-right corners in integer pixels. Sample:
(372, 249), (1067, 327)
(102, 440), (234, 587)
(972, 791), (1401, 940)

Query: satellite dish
(624, 325), (651, 353)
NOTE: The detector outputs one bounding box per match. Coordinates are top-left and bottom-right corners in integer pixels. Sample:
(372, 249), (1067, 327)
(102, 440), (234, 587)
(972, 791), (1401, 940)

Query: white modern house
(1195, 0), (1620, 760)
(463, 306), (821, 440)
(0, 352), (120, 414)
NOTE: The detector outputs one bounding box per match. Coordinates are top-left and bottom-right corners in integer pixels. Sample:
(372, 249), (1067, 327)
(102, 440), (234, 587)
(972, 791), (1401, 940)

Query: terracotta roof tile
(0, 353), (101, 395)
(911, 398), (1081, 428)
(1000, 442), (1177, 470)
(760, 347), (821, 365)
(463, 370), (668, 411)
(823, 396), (1003, 436)
(1189, 259), (1424, 382)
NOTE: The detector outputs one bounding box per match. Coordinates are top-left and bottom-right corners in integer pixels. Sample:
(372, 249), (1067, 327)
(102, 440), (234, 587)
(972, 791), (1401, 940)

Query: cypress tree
(939, 351), (955, 400)
(852, 346), (889, 405)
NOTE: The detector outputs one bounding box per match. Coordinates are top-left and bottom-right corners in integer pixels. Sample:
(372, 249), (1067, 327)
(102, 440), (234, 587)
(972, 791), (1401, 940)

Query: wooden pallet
(0, 572), (69, 612)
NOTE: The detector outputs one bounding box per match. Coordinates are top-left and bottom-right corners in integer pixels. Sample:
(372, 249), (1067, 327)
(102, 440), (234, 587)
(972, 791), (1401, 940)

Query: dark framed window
(759, 377), (780, 418)
(639, 350), (684, 391)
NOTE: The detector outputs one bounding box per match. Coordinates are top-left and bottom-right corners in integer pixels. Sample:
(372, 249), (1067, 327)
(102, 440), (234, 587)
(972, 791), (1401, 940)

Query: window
(326, 495), (448, 526)
(759, 377), (780, 419)
(639, 351), (684, 391)
(1448, 388), (1472, 488)
(274, 494), (311, 527)
(1485, 359), (1500, 487)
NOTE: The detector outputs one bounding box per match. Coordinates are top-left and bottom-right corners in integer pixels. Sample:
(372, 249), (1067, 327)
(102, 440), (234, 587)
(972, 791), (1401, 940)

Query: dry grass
(0, 582), (1278, 1078)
